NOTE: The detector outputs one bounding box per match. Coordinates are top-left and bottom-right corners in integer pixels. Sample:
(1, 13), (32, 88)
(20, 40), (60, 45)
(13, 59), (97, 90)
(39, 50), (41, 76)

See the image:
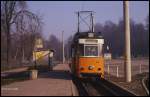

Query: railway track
(73, 77), (137, 96)
(90, 78), (136, 96)
(72, 76), (89, 96)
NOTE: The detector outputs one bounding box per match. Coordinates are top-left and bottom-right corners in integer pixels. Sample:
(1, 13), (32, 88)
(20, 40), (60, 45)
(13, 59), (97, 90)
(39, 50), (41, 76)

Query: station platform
(1, 64), (78, 96)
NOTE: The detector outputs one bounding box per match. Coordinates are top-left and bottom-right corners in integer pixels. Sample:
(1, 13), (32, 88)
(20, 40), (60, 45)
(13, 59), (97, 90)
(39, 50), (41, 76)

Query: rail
(95, 79), (137, 96)
(74, 78), (137, 96)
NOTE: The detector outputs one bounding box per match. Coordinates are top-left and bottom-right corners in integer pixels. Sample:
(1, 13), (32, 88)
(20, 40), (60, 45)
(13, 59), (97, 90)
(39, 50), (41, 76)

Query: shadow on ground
(38, 70), (72, 80)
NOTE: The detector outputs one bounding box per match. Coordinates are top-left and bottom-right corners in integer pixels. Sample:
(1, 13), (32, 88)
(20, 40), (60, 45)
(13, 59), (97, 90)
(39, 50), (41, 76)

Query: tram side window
(79, 45), (84, 56)
(99, 44), (103, 56)
(85, 45), (98, 56)
(71, 48), (75, 57)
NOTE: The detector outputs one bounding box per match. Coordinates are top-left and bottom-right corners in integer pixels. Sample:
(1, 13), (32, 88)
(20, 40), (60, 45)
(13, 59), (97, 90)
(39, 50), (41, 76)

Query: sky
(27, 1), (149, 41)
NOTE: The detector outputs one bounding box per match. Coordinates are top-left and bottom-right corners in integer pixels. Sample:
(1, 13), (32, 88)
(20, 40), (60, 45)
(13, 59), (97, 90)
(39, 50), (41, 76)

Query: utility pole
(77, 12), (80, 32)
(123, 1), (131, 82)
(62, 31), (65, 64)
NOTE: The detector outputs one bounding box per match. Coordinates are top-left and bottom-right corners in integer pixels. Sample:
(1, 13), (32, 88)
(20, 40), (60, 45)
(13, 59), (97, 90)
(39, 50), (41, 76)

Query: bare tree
(14, 10), (42, 64)
(46, 34), (62, 62)
(94, 18), (149, 58)
(1, 1), (27, 67)
(1, 1), (43, 67)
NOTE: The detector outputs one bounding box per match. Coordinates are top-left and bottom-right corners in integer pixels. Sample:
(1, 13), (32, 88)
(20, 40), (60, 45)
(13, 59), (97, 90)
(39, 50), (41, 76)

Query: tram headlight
(98, 68), (101, 71)
(88, 65), (94, 70)
(80, 66), (84, 70)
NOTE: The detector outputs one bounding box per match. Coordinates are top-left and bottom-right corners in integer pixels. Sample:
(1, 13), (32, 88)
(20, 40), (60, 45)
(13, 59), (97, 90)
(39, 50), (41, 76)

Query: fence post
(117, 66), (119, 77)
(139, 64), (142, 73)
(107, 64), (110, 79)
(108, 65), (110, 75)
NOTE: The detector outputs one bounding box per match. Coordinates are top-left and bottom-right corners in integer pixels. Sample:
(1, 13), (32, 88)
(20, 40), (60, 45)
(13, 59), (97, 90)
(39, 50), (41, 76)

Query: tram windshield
(85, 45), (98, 56)
(79, 44), (103, 57)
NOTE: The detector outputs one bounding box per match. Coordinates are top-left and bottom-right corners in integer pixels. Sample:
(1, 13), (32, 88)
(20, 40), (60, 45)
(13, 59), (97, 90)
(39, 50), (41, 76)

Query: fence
(105, 63), (146, 78)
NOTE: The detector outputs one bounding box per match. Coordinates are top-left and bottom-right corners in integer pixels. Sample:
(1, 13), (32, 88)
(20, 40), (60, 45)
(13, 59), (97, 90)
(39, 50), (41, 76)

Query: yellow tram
(70, 32), (104, 78)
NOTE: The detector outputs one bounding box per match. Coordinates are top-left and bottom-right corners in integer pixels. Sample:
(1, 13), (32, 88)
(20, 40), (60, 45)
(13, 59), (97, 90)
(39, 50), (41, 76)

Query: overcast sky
(27, 1), (149, 41)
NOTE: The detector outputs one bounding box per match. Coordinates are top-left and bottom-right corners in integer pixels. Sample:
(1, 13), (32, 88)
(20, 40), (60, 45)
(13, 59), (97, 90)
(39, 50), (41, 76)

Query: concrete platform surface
(1, 64), (77, 96)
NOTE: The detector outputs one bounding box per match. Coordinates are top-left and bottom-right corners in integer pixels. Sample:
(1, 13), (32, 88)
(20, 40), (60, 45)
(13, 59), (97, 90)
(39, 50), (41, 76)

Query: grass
(1, 71), (29, 86)
(1, 65), (49, 86)
(1, 65), (21, 72)
(1, 59), (56, 86)
(145, 78), (149, 90)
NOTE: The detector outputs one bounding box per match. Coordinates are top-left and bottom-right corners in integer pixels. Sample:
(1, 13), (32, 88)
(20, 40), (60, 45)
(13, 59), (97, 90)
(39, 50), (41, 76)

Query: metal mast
(62, 31), (65, 64)
(76, 11), (95, 33)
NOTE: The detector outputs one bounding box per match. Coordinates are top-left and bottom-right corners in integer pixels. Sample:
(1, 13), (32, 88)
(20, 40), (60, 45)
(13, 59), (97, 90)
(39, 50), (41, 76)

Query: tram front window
(84, 45), (98, 56)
